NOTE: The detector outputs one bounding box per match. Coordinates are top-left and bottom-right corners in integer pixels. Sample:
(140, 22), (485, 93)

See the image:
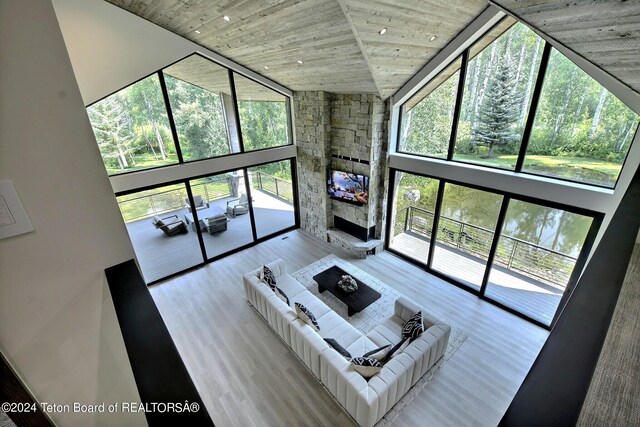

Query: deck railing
(395, 205), (577, 286)
(117, 177), (231, 223)
(251, 171), (294, 203)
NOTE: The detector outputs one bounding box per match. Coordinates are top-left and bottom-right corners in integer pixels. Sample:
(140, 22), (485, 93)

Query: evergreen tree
(470, 54), (521, 158)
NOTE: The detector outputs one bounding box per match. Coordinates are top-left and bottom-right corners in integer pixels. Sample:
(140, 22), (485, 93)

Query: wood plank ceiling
(104, 0), (487, 99)
(493, 0), (640, 95)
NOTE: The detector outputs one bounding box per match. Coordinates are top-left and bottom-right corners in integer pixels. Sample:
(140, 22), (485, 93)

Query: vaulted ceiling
(104, 0), (487, 99)
(493, 0), (640, 95)
(105, 0), (640, 100)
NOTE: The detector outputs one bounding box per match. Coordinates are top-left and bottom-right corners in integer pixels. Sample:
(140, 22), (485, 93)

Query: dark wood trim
(157, 71), (184, 164)
(104, 260), (214, 426)
(426, 180), (446, 268)
(1, 352), (54, 427)
(479, 197), (510, 295)
(500, 165), (640, 425)
(448, 52), (468, 161)
(514, 42), (552, 172)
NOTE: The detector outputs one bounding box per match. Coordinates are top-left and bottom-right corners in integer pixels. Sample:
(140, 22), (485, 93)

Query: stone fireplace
(294, 92), (389, 258)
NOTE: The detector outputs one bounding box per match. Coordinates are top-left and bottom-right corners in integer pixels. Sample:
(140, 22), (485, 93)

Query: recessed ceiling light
(223, 15), (230, 22)
(297, 60), (304, 64)
(194, 30), (201, 34)
(379, 28), (387, 35)
(264, 66), (270, 70)
(429, 35), (437, 42)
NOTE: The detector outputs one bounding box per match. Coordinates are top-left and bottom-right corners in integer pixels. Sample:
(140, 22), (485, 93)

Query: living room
(1, 1), (639, 427)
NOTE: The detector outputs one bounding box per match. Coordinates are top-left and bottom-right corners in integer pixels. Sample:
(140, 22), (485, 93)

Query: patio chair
(152, 215), (188, 236)
(207, 213), (228, 234)
(185, 195), (209, 213)
(226, 193), (249, 217)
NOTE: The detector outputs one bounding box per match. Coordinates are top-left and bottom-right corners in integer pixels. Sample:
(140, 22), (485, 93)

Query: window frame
(87, 52), (295, 177)
(394, 18), (640, 190)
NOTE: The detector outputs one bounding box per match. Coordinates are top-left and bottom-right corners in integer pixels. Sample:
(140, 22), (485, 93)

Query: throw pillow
(402, 311), (424, 342)
(274, 286), (290, 307)
(351, 357), (383, 379)
(324, 338), (351, 359)
(363, 344), (391, 361)
(295, 303), (320, 331)
(260, 265), (276, 289)
(387, 338), (410, 359)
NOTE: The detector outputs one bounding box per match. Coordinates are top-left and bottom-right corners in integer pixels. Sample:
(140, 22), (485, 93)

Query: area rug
(292, 254), (469, 426)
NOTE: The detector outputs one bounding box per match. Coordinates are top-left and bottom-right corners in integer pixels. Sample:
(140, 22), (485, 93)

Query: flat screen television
(327, 170), (369, 205)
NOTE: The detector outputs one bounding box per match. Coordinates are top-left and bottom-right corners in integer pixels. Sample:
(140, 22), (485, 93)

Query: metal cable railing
(251, 171), (294, 202)
(394, 205), (578, 286)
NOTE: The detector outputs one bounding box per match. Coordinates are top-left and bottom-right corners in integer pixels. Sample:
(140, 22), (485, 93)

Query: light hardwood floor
(149, 230), (549, 426)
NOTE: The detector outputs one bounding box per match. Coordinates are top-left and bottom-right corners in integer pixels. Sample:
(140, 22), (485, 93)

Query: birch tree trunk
(520, 38), (542, 126)
(589, 88), (608, 137)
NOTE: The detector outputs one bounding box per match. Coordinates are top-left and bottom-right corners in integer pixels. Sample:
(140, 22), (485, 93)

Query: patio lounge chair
(152, 215), (188, 236)
(185, 195), (209, 213)
(207, 213), (228, 234)
(226, 193), (249, 217)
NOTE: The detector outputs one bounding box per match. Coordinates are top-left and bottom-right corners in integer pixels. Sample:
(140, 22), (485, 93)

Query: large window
(88, 74), (178, 175)
(398, 17), (639, 188)
(87, 54), (293, 176)
(248, 160), (296, 238)
(234, 73), (290, 151)
(385, 168), (600, 328)
(164, 56), (237, 161)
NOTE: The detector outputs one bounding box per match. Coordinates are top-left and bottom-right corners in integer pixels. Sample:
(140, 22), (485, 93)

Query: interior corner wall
(294, 91), (332, 238)
(0, 1), (145, 426)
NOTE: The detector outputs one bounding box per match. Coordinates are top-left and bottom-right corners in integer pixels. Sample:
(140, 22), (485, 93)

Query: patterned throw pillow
(363, 344), (391, 361)
(387, 338), (410, 359)
(260, 265), (276, 289)
(351, 357), (383, 379)
(274, 286), (290, 306)
(402, 311), (424, 342)
(295, 303), (320, 331)
(324, 338), (351, 359)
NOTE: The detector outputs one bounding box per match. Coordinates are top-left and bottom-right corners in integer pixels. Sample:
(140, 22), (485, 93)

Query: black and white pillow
(387, 338), (410, 359)
(295, 303), (320, 331)
(402, 311), (424, 342)
(351, 357), (383, 379)
(274, 286), (290, 306)
(363, 344), (392, 361)
(260, 265), (276, 289)
(324, 338), (351, 359)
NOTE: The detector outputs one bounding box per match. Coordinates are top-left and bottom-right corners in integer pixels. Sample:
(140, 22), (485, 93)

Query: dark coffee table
(313, 266), (381, 316)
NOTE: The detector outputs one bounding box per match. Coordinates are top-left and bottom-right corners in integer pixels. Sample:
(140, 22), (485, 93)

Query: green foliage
(238, 101), (288, 151)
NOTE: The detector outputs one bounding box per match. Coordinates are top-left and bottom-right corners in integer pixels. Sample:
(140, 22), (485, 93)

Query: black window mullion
(447, 51), (469, 160)
(243, 168), (258, 241)
(427, 180), (447, 268)
(157, 71), (184, 163)
(228, 71), (246, 153)
(184, 181), (208, 262)
(479, 197), (511, 295)
(290, 158), (302, 228)
(515, 42), (552, 172)
(384, 169), (398, 247)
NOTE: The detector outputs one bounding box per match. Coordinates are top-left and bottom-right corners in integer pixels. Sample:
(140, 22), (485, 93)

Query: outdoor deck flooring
(390, 231), (564, 325)
(124, 191), (295, 283)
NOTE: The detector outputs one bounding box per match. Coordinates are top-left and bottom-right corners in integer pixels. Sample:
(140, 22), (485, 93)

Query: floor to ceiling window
(88, 53), (298, 284)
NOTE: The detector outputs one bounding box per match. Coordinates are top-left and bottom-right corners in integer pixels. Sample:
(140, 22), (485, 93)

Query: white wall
(51, 0), (291, 106)
(0, 1), (146, 426)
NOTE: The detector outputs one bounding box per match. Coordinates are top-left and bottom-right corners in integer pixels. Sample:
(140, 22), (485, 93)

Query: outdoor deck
(124, 190), (295, 283)
(390, 232), (564, 325)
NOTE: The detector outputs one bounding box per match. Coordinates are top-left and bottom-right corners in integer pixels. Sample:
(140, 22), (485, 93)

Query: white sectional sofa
(243, 259), (451, 427)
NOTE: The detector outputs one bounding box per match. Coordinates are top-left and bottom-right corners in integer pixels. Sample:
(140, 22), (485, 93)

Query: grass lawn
(454, 154), (621, 187)
(105, 152), (178, 176)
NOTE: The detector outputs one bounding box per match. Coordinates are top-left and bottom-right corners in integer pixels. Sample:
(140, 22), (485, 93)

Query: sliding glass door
(385, 169), (599, 328)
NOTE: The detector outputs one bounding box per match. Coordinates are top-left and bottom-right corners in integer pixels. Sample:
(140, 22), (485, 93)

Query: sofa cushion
(402, 311), (424, 342)
(292, 290), (332, 319)
(363, 344), (392, 361)
(351, 357), (382, 379)
(366, 316), (403, 347)
(345, 335), (378, 358)
(324, 338), (352, 359)
(295, 303), (320, 331)
(316, 311), (361, 348)
(387, 338), (410, 359)
(276, 274), (308, 300)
